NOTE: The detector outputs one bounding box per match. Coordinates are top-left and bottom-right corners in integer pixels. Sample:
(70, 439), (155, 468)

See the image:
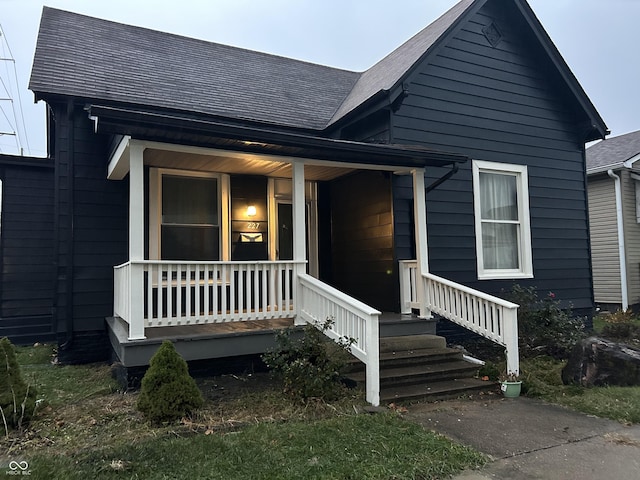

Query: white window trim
(149, 168), (229, 260)
(472, 160), (533, 280)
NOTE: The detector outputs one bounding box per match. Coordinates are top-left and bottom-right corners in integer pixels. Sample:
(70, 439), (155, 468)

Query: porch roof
(94, 104), (469, 180)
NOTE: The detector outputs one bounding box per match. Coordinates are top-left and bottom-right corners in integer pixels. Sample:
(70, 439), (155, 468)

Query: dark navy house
(0, 0), (607, 405)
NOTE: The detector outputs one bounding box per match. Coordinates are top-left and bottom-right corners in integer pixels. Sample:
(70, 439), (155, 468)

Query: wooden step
(347, 347), (464, 372)
(344, 334), (496, 403)
(380, 334), (446, 353)
(349, 359), (479, 386)
(381, 378), (498, 404)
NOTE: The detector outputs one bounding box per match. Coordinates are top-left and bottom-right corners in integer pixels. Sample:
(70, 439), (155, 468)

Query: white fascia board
(623, 152), (640, 169)
(587, 162), (625, 176)
(107, 135), (132, 180)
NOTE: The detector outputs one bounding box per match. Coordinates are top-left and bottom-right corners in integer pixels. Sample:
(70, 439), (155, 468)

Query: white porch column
(412, 168), (431, 318)
(128, 141), (146, 339)
(292, 161), (307, 325)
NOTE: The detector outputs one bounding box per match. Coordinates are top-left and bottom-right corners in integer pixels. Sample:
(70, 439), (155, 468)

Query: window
(150, 171), (221, 261)
(472, 160), (533, 279)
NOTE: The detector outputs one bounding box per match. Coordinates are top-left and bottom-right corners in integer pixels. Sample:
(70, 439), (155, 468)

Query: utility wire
(0, 22), (30, 155)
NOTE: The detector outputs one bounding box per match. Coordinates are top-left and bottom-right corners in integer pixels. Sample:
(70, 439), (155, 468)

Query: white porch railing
(399, 260), (520, 375)
(114, 260), (301, 333)
(114, 261), (381, 406)
(297, 273), (380, 406)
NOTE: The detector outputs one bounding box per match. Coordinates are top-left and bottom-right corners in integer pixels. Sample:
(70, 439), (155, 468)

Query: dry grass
(2, 344), (485, 480)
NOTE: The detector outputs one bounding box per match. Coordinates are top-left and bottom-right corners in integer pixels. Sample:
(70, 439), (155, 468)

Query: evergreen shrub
(136, 340), (203, 422)
(0, 337), (37, 431)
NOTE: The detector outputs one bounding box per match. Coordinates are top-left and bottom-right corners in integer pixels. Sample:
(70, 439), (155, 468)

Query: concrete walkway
(406, 396), (640, 479)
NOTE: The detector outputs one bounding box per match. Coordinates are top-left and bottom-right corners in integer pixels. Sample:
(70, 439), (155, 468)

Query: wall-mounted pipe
(607, 169), (628, 311)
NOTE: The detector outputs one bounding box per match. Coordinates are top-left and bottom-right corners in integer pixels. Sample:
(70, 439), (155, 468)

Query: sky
(1, 0), (639, 158)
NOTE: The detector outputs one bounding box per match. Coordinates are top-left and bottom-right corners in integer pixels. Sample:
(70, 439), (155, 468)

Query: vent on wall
(482, 22), (503, 48)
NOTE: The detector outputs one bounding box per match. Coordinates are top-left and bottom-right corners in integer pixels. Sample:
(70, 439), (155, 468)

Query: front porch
(106, 135), (520, 406)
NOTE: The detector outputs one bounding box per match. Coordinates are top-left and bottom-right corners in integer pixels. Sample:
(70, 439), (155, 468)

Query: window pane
(480, 173), (517, 221)
(482, 223), (519, 269)
(162, 176), (218, 225)
(161, 225), (219, 260)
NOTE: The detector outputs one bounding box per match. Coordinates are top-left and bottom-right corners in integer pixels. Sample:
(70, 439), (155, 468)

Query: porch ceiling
(144, 148), (356, 181)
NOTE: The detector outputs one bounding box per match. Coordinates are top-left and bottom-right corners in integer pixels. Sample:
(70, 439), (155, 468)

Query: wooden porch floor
(141, 317), (294, 341)
(106, 312), (436, 369)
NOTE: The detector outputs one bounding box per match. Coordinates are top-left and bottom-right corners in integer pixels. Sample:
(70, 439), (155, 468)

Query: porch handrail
(114, 260), (304, 340)
(113, 262), (130, 322)
(297, 273), (380, 406)
(399, 260), (519, 375)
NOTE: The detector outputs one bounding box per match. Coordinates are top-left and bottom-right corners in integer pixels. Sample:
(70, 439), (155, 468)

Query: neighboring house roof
(586, 130), (640, 174)
(30, 0), (607, 139)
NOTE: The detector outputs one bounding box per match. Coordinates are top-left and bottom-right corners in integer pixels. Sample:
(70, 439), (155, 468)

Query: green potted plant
(500, 371), (522, 398)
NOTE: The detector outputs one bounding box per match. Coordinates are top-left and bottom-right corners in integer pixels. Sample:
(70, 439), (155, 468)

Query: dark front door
(277, 202), (293, 260)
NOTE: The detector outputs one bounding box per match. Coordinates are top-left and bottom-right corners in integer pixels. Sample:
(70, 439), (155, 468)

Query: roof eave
(87, 104), (469, 169)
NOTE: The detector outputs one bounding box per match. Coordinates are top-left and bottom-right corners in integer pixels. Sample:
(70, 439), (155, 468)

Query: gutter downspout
(607, 169), (628, 311)
(60, 100), (75, 351)
(427, 164), (459, 193)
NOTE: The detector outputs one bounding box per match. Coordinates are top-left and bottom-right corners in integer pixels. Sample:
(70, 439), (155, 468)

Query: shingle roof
(29, 7), (359, 130)
(29, 3), (472, 131)
(329, 0), (475, 125)
(586, 130), (640, 173)
(30, 0), (605, 138)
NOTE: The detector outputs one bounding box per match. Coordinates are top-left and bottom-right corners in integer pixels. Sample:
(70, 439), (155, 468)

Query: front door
(277, 202), (293, 261)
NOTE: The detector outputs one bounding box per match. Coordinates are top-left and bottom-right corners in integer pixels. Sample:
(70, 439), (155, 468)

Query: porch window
(160, 174), (220, 260)
(472, 160), (533, 279)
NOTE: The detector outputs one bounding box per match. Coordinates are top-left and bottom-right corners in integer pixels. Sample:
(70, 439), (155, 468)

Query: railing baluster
(203, 264), (210, 320)
(185, 264), (191, 324)
(260, 263), (267, 319)
(229, 263), (236, 319)
(398, 260), (519, 375)
(194, 264), (201, 323)
(221, 264), (228, 319)
(167, 264), (174, 325)
(268, 263), (275, 317)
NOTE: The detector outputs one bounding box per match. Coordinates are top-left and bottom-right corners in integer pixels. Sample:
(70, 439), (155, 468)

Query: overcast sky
(1, 0), (639, 157)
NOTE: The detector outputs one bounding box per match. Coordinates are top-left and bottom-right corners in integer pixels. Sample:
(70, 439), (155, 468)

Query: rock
(562, 337), (640, 387)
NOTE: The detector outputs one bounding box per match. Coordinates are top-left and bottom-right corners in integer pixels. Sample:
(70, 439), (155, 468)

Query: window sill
(478, 272), (534, 281)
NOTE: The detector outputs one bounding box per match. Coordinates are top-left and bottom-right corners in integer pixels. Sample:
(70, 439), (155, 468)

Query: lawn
(3, 343), (485, 480)
(520, 355), (640, 425)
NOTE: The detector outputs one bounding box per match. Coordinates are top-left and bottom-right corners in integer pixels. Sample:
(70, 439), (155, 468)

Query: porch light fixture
(246, 205), (257, 217)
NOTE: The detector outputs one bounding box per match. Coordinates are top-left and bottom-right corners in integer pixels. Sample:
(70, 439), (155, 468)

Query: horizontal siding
(0, 163), (55, 327)
(621, 171), (640, 305)
(391, 0), (593, 310)
(587, 175), (621, 303)
(54, 104), (129, 341)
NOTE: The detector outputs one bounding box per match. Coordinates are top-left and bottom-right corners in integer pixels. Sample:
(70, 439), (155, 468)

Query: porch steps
(346, 334), (496, 403)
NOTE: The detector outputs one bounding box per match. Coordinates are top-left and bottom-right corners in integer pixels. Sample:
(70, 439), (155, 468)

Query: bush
(0, 337), (37, 432)
(136, 340), (203, 423)
(601, 309), (639, 340)
(262, 319), (354, 402)
(505, 285), (585, 359)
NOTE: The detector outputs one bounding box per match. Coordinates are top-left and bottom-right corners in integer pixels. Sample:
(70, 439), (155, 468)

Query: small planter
(501, 380), (522, 398)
